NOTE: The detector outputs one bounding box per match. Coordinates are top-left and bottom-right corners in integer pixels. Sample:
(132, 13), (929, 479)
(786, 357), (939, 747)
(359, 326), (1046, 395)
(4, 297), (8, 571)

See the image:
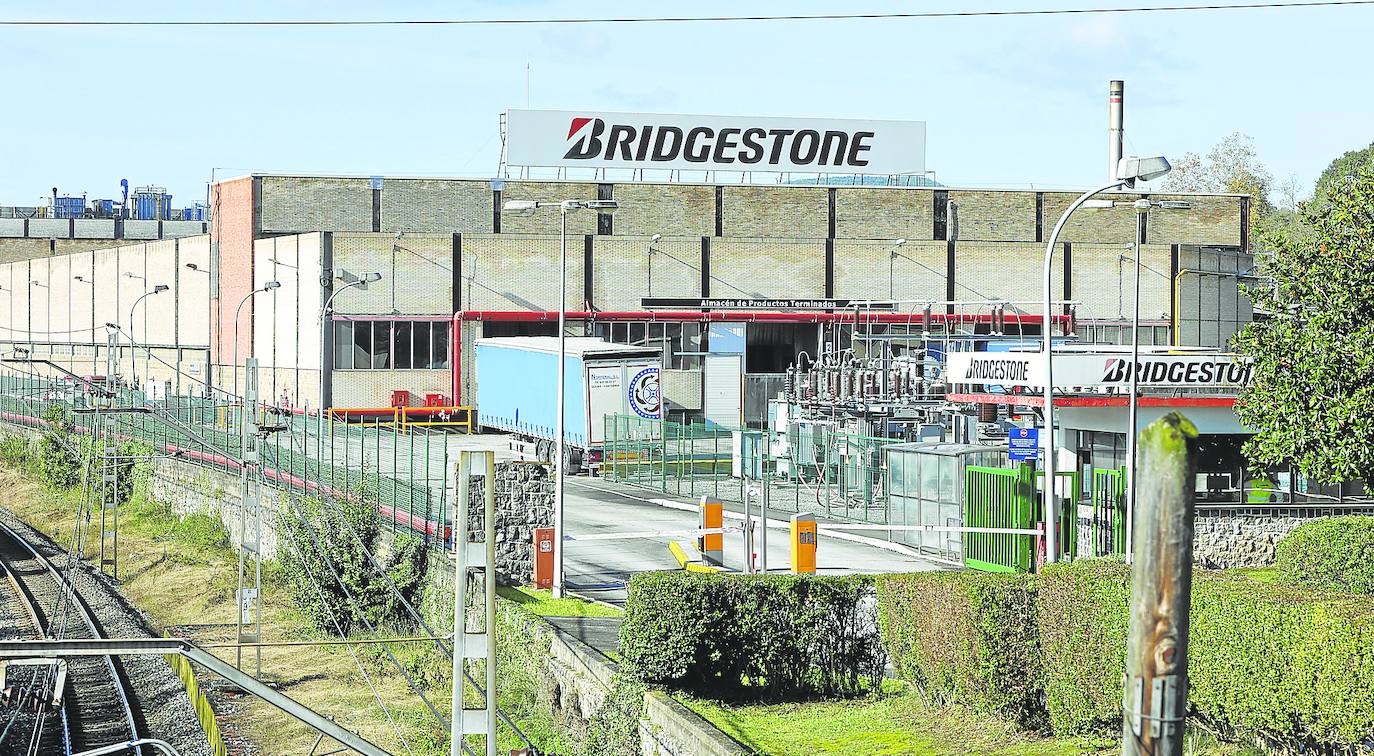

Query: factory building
(0, 172), (1251, 423)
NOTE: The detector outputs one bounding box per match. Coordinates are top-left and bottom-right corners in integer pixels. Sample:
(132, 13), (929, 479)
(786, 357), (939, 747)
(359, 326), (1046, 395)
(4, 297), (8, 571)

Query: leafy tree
(1314, 141), (1374, 203)
(1233, 166), (1374, 484)
(1161, 132), (1273, 214)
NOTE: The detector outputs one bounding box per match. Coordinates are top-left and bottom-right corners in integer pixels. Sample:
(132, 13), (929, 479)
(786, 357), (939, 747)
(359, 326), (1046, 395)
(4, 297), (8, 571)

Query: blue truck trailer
(475, 337), (662, 471)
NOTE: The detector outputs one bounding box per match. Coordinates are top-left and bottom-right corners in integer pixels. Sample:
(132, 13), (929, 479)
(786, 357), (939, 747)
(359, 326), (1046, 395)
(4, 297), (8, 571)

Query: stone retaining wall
(465, 462), (554, 586)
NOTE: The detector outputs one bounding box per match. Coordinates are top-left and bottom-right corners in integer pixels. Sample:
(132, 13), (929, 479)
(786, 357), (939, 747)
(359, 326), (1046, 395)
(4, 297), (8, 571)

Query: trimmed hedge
(1274, 515), (1374, 595)
(1034, 559), (1131, 735)
(1189, 573), (1374, 751)
(619, 571), (884, 700)
(1033, 560), (1374, 750)
(876, 571), (1042, 728)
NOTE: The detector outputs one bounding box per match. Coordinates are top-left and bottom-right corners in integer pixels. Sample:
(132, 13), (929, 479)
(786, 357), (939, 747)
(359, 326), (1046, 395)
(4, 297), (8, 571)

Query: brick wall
(833, 186), (933, 240)
(211, 176), (256, 381)
(721, 185), (829, 238)
(259, 175), (371, 233)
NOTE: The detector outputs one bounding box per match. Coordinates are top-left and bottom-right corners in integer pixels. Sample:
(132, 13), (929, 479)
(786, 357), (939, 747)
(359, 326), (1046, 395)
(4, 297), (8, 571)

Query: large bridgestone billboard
(504, 109), (926, 175)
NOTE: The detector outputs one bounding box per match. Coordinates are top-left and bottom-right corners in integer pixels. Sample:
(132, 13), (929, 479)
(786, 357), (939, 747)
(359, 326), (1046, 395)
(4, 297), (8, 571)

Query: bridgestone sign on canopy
(504, 109), (927, 174)
(944, 352), (1254, 389)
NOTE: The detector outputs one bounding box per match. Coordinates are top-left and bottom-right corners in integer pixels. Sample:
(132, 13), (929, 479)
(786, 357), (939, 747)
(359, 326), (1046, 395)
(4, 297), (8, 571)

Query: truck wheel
(565, 446), (583, 475)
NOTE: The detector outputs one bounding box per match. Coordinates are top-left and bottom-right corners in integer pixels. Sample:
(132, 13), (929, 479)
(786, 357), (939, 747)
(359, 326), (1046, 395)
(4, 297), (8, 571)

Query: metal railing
(601, 413), (901, 524)
(0, 374), (459, 548)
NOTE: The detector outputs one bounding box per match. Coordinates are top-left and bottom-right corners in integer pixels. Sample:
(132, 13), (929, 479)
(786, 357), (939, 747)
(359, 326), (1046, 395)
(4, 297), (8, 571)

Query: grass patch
(678, 679), (1265, 756)
(678, 680), (1112, 756)
(497, 586), (623, 618)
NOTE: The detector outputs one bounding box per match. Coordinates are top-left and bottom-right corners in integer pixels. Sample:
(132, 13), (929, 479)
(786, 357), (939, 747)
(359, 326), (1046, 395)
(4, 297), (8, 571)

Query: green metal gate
(1091, 467), (1127, 557)
(963, 465), (1037, 573)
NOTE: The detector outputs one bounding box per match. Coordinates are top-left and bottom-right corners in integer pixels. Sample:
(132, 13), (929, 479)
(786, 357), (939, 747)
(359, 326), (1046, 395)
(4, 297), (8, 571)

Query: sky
(0, 0), (1370, 207)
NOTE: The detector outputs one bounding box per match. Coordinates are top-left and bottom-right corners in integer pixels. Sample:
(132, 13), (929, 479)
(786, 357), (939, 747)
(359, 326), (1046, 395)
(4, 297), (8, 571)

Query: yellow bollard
(791, 513), (817, 574)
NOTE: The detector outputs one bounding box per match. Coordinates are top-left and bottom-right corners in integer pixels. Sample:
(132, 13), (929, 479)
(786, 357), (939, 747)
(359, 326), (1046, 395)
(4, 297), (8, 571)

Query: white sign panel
(504, 109), (926, 174)
(945, 352), (1254, 390)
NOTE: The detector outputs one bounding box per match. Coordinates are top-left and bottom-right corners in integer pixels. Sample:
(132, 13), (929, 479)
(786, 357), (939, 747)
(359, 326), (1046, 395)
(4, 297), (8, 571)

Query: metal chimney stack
(1109, 80), (1124, 181)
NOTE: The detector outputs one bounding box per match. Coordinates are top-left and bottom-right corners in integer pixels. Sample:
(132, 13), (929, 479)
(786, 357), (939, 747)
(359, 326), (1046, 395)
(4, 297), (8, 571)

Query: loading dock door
(704, 354), (743, 429)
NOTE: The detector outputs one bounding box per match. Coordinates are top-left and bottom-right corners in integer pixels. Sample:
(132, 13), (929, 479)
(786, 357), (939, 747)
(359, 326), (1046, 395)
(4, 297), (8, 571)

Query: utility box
(425, 392), (448, 407)
(532, 527), (555, 590)
(390, 390), (410, 408)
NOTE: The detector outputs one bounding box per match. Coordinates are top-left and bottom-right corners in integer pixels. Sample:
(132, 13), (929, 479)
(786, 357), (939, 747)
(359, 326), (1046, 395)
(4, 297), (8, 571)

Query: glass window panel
(394, 322), (413, 369)
(592, 322), (610, 340)
(371, 321), (391, 369)
(432, 322), (450, 369)
(412, 322), (431, 369)
(333, 322), (352, 369)
(629, 322), (647, 346)
(351, 321), (371, 369)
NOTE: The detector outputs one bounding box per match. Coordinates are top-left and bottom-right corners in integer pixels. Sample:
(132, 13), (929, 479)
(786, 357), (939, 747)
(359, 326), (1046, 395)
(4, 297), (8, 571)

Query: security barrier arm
(0, 638), (389, 756)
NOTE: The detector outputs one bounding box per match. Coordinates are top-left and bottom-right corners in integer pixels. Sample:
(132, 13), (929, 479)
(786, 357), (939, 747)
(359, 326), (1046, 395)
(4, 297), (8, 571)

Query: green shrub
(36, 404), (81, 489)
(1034, 558), (1130, 736)
(619, 571), (884, 700)
(0, 433), (34, 468)
(1034, 561), (1374, 750)
(1189, 573), (1374, 751)
(277, 494), (429, 634)
(876, 571), (1042, 728)
(1273, 516), (1374, 594)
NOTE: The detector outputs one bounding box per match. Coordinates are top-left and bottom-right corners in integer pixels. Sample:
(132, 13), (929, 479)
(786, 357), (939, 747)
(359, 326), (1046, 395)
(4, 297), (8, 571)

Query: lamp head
(1117, 156), (1171, 187)
(362, 272), (382, 283)
(502, 200), (538, 216)
(582, 199), (619, 214)
(651, 234), (662, 243)
(894, 238), (907, 247)
(153, 284), (170, 293)
(185, 263), (198, 271)
(263, 280), (281, 291)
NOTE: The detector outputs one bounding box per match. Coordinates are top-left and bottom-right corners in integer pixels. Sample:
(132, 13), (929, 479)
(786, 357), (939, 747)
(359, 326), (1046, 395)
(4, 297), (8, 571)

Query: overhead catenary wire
(0, 1), (1369, 26)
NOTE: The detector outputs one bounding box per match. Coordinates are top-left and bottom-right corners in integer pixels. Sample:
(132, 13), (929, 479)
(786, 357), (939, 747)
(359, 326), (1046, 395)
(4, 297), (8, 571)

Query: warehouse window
(332, 320), (450, 370)
(591, 320), (703, 369)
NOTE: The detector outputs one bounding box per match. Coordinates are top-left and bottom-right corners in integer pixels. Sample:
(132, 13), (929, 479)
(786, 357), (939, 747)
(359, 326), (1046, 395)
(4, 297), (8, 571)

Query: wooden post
(1122, 412), (1198, 756)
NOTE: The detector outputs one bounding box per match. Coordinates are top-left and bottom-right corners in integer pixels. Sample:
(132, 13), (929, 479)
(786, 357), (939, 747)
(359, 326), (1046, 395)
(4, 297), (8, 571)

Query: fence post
(1122, 413), (1198, 756)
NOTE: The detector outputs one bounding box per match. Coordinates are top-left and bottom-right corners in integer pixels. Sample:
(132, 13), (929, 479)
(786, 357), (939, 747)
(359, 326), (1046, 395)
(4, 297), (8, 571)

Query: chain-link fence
(602, 413), (901, 524)
(0, 372), (459, 547)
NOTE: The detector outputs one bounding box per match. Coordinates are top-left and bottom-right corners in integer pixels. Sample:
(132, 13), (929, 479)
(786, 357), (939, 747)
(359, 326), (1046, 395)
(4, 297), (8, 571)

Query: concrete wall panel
(721, 185), (828, 238)
(380, 179), (491, 232)
(259, 176), (371, 232)
(331, 232), (452, 316)
(1071, 243), (1172, 323)
(177, 236), (212, 348)
(833, 239), (946, 309)
(73, 220), (116, 239)
(123, 220), (161, 240)
(591, 236), (701, 310)
(949, 190), (1037, 241)
(499, 182), (600, 235)
(28, 219), (68, 238)
(610, 183), (715, 238)
(1148, 195), (1242, 246)
(955, 241), (1063, 315)
(709, 239), (825, 299)
(460, 234), (582, 312)
(833, 187), (932, 240)
(0, 219), (24, 237)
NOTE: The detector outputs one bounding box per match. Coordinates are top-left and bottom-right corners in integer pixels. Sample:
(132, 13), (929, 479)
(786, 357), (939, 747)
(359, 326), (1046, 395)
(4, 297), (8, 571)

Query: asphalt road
(562, 478), (947, 605)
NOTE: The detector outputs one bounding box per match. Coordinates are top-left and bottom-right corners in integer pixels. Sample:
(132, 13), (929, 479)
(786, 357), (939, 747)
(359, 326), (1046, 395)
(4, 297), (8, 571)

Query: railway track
(0, 519), (142, 756)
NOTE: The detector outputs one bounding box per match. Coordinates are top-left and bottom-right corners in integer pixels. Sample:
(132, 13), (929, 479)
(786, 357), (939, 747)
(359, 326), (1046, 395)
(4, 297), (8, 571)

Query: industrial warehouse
(2, 2), (1373, 749)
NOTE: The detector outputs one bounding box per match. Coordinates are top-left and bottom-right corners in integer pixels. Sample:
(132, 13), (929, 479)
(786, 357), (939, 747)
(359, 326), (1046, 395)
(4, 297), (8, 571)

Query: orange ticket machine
(699, 496), (724, 566)
(791, 513), (817, 574)
(533, 527), (556, 589)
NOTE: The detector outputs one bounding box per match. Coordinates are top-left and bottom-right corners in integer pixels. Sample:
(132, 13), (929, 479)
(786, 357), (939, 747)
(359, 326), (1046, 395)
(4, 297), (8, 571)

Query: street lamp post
(887, 238), (908, 301)
(129, 285), (169, 387)
(233, 281), (281, 402)
(502, 198), (620, 598)
(647, 234), (661, 297)
(1040, 156), (1170, 565)
(318, 272), (382, 414)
